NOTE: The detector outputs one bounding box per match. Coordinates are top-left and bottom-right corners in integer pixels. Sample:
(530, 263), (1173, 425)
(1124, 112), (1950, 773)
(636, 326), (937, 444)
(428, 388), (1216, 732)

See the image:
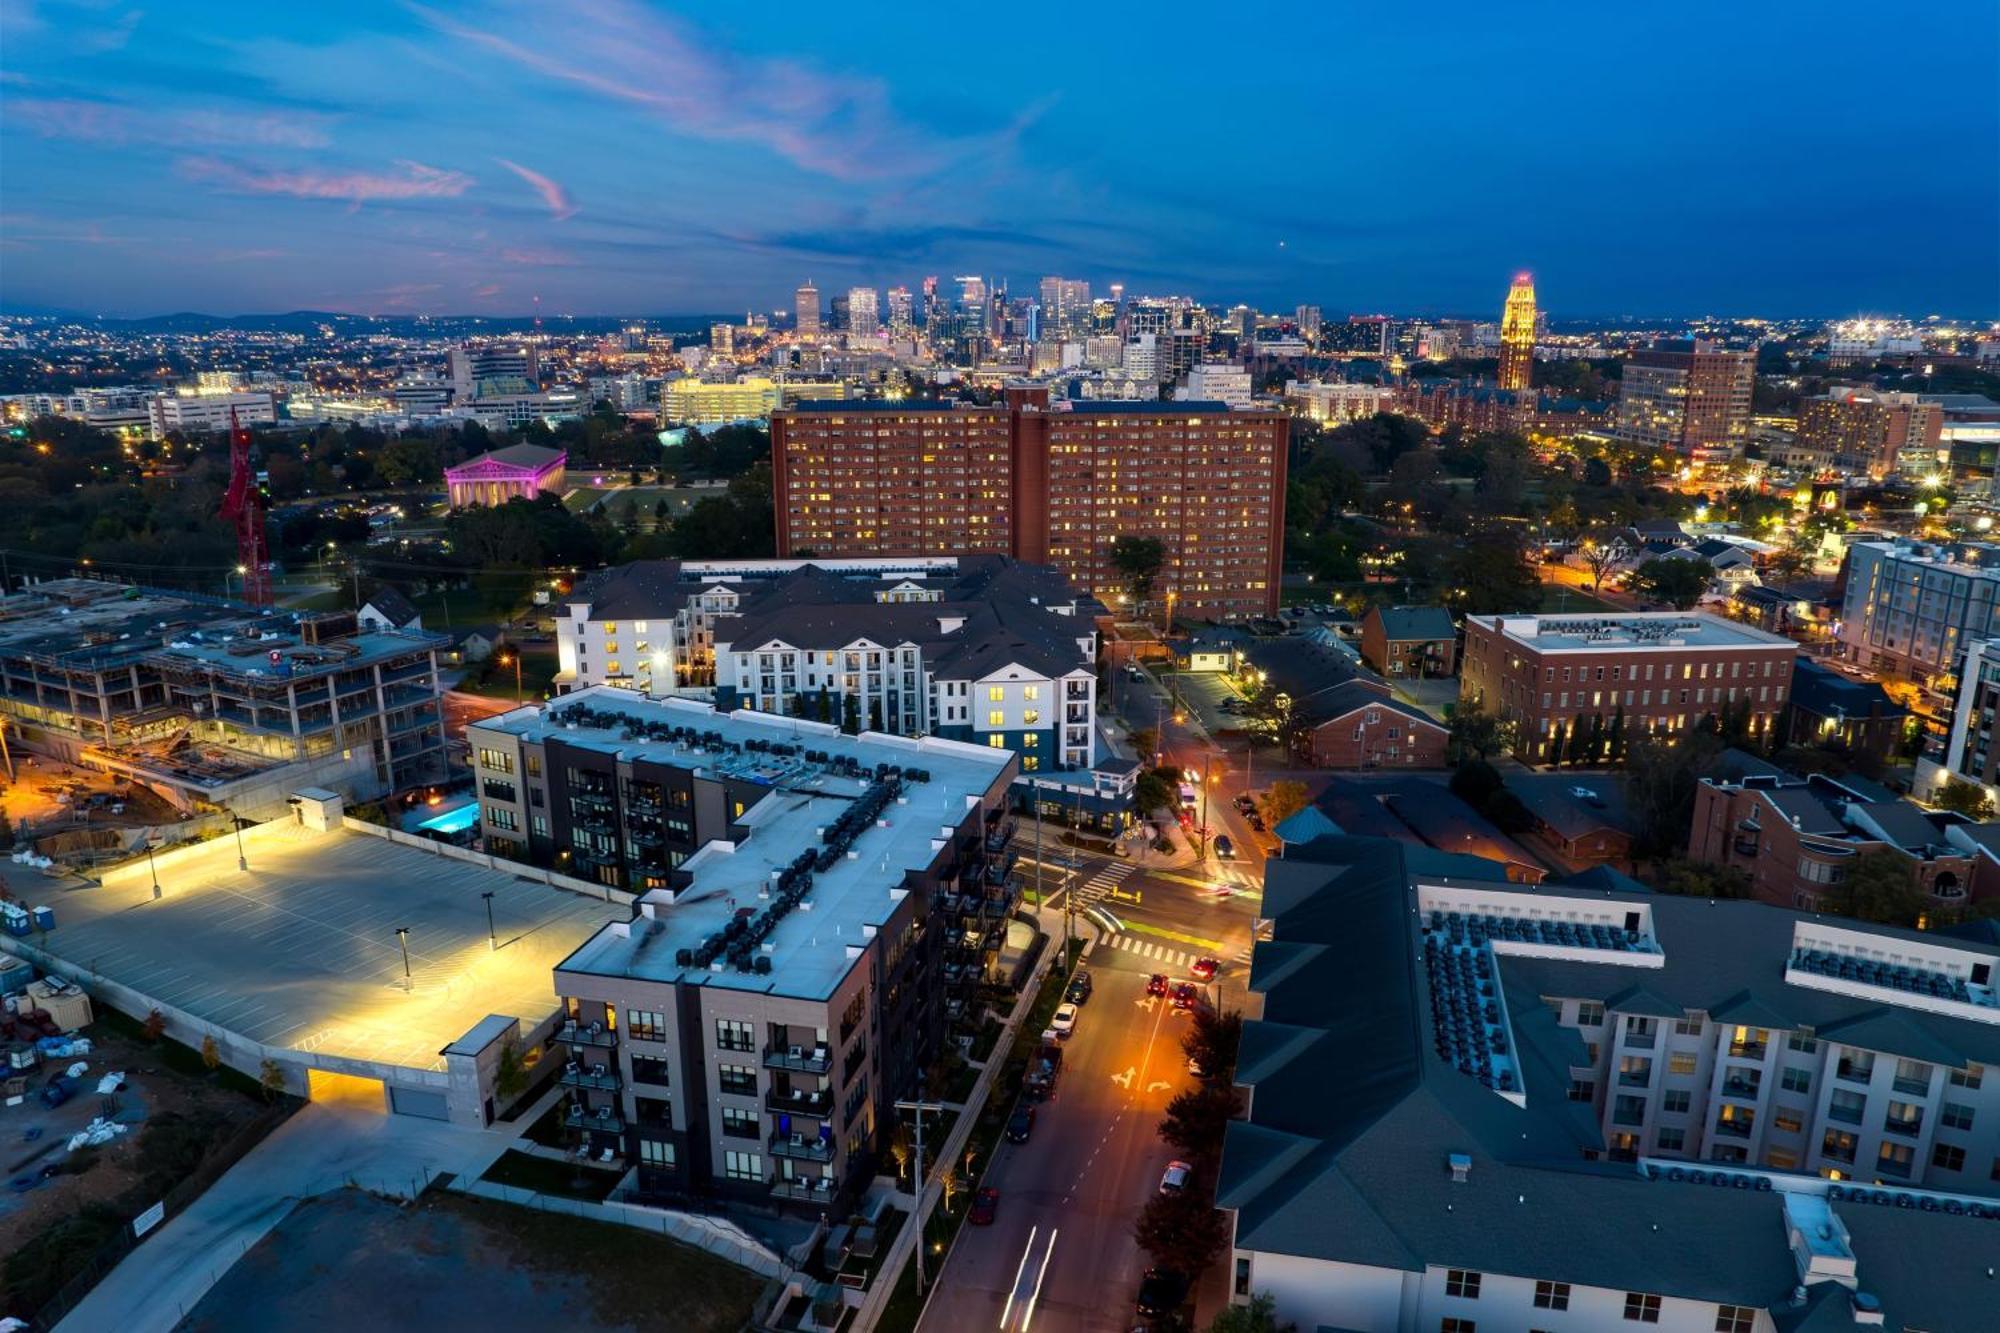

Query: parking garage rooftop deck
(3, 821), (623, 1071)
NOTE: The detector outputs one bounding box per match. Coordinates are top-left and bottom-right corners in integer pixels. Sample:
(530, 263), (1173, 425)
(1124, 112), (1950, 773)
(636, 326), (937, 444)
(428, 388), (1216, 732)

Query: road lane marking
(1123, 921), (1228, 951)
(1111, 1066), (1135, 1089)
(1020, 1228), (1059, 1330)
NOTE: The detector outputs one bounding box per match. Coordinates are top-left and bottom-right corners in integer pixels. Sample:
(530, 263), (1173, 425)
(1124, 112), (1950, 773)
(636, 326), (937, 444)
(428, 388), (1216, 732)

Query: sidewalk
(56, 1104), (511, 1333)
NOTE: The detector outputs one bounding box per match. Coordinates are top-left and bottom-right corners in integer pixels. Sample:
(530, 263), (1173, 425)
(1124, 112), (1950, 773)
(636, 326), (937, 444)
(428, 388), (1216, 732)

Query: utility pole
(894, 1097), (948, 1299)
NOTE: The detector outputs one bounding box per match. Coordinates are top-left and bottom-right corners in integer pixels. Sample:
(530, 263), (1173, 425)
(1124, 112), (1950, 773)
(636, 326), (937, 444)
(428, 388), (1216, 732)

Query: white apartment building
(556, 557), (1101, 772)
(146, 388), (277, 439)
(1282, 379), (1395, 424)
(1179, 362), (1254, 409)
(1220, 834), (1997, 1333)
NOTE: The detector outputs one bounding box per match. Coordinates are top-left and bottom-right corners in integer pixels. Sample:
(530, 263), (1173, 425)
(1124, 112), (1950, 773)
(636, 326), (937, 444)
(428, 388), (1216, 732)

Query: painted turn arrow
(1111, 1066), (1136, 1089)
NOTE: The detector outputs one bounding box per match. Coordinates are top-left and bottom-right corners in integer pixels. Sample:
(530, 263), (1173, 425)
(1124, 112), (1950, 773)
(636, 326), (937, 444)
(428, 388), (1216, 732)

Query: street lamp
(232, 815), (249, 872)
(225, 564), (247, 600)
(145, 835), (162, 901)
(396, 926), (412, 990)
(500, 652), (523, 703)
(482, 891), (497, 951)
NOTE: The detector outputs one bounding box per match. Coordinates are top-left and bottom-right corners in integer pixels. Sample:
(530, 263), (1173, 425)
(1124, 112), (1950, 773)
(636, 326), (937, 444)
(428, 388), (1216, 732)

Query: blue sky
(2, 0), (1995, 318)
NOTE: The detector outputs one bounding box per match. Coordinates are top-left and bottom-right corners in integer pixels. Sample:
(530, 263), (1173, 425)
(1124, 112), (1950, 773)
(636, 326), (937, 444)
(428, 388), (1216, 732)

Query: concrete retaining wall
(455, 1177), (784, 1277)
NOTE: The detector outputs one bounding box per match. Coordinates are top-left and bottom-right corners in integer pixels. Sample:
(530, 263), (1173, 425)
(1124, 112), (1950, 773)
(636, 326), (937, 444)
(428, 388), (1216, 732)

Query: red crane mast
(218, 408), (271, 605)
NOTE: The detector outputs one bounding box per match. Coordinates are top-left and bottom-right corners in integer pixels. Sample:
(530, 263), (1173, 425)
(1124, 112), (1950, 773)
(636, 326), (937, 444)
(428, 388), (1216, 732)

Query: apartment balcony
(573, 813), (617, 836)
(985, 820), (1017, 854)
(1721, 1078), (1761, 1100)
(1827, 1103), (1864, 1126)
(770, 1132), (836, 1163)
(771, 1176), (837, 1203)
(572, 790), (615, 810)
(1715, 1118), (1753, 1139)
(1617, 1071), (1650, 1088)
(560, 1061), (621, 1092)
(1883, 1114), (1923, 1138)
(566, 1104), (625, 1135)
(1065, 706), (1090, 724)
(1729, 1041), (1768, 1061)
(558, 1021), (618, 1049)
(1624, 1031), (1657, 1050)
(763, 1044), (832, 1075)
(1836, 1061), (1874, 1085)
(767, 1086), (834, 1118)
(1892, 1076), (1930, 1097)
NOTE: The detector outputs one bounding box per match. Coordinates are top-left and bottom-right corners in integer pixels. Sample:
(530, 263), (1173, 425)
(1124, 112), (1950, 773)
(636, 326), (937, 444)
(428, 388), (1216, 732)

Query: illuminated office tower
(886, 286), (914, 334)
(1499, 272), (1536, 391)
(847, 287), (879, 339)
(794, 281), (821, 336)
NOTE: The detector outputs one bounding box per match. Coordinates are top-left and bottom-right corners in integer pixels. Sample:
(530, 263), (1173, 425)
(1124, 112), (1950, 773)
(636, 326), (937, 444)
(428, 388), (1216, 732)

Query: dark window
(1534, 1281), (1570, 1311)
(1445, 1270), (1481, 1300)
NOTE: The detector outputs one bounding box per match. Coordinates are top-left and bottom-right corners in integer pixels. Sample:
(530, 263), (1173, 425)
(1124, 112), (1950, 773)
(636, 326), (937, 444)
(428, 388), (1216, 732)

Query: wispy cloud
(409, 0), (1018, 181)
(10, 96), (333, 149)
(499, 246), (576, 267)
(494, 157), (576, 220)
(79, 8), (141, 53)
(178, 156), (473, 203)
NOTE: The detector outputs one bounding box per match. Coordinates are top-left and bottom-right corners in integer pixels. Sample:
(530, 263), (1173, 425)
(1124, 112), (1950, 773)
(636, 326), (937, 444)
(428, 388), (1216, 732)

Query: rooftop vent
(1447, 1152), (1472, 1183)
(1850, 1292), (1883, 1326)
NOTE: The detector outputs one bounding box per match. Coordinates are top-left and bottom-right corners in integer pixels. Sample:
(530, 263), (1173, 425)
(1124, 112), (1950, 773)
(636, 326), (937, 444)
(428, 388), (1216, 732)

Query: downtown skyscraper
(794, 281), (821, 336)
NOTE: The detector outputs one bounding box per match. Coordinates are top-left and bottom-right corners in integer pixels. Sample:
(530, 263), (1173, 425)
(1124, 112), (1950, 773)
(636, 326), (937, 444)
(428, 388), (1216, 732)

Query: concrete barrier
(341, 817), (636, 906)
(453, 1177), (784, 1277)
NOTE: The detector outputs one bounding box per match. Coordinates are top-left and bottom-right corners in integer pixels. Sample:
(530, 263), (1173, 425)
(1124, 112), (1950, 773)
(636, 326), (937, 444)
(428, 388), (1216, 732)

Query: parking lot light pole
(482, 892), (496, 950)
(145, 836), (162, 900)
(396, 927), (412, 990)
(232, 816), (249, 872)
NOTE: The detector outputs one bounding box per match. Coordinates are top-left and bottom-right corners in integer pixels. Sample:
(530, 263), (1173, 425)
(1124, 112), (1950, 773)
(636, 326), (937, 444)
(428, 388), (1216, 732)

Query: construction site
(0, 577), (450, 819)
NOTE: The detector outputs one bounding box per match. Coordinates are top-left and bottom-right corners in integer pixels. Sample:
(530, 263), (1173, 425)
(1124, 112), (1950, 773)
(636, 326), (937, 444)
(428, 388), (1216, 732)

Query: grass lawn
(410, 579), (534, 630)
(479, 1149), (619, 1202)
(1537, 584), (1622, 614)
(455, 644), (559, 701)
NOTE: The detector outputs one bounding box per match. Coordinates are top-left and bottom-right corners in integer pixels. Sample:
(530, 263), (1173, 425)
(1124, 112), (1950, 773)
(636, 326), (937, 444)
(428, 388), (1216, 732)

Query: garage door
(306, 1067), (385, 1112)
(388, 1085), (451, 1121)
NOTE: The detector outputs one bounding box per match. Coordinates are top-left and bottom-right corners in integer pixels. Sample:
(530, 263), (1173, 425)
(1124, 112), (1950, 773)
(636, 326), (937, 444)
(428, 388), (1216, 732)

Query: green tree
(1629, 557), (1715, 610)
(1932, 777), (1995, 820)
(1208, 1293), (1296, 1333)
(1133, 1188), (1231, 1276)
(1259, 779), (1310, 827)
(1447, 702), (1515, 762)
(1606, 707), (1627, 764)
(1623, 727), (1728, 859)
(1577, 539), (1621, 592)
(1109, 535), (1168, 613)
(1657, 858), (1754, 899)
(1158, 1083), (1243, 1163)
(1829, 851), (1927, 927)
(1135, 768), (1176, 819)
(1182, 1007), (1243, 1086)
(841, 694), (861, 735)
(495, 1039), (529, 1102)
(200, 1035), (221, 1074)
(258, 1058), (287, 1101)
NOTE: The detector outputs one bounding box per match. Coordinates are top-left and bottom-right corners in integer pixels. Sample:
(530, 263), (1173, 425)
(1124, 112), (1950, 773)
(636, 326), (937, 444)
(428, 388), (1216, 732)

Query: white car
(1049, 1003), (1080, 1039)
(1159, 1160), (1193, 1194)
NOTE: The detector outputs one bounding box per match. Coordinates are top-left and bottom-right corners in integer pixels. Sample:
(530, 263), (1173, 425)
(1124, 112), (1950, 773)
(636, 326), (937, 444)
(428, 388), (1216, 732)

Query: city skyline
(1, 2), (1994, 319)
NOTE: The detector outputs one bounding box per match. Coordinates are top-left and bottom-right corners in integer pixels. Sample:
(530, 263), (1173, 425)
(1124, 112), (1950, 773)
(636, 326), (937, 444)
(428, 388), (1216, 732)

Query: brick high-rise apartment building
(1459, 612), (1796, 762)
(1615, 339), (1755, 457)
(772, 396), (1287, 619)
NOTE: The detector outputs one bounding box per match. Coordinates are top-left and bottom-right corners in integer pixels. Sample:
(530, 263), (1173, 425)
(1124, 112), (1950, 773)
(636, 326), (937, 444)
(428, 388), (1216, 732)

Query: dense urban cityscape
(1, 5), (1997, 1333)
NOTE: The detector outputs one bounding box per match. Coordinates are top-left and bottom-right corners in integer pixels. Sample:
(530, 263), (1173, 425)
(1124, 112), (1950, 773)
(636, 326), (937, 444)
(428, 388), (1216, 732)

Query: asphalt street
(920, 664), (1279, 1331)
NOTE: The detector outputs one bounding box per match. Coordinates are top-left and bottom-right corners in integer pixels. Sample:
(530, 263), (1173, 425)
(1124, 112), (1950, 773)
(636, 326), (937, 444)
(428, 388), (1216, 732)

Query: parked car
(1136, 1269), (1190, 1320)
(1049, 1003), (1080, 1039)
(1158, 1160), (1193, 1194)
(1233, 794), (1256, 814)
(1190, 957), (1219, 983)
(1147, 973), (1170, 997)
(1214, 834), (1235, 860)
(1247, 812), (1266, 832)
(1065, 970), (1093, 1004)
(969, 1187), (999, 1226)
(1007, 1107), (1036, 1143)
(1170, 982), (1200, 1012)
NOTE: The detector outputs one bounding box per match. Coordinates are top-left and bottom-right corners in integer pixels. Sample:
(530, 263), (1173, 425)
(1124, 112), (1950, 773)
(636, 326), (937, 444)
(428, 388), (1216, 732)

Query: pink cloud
(410, 0), (1012, 182)
(500, 246), (577, 267)
(472, 284), (503, 298)
(11, 98), (331, 149)
(494, 158), (576, 220)
(179, 157), (474, 202)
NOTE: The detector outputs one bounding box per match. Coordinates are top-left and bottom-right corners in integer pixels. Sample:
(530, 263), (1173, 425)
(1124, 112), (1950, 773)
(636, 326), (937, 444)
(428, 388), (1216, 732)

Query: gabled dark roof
(1369, 605), (1456, 642)
(1307, 681), (1445, 730)
(1221, 834), (2000, 1330)
(361, 585), (420, 628)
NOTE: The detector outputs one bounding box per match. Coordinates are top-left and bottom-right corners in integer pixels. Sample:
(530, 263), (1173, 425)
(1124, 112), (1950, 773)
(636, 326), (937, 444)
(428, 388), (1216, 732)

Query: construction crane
(219, 408), (271, 605)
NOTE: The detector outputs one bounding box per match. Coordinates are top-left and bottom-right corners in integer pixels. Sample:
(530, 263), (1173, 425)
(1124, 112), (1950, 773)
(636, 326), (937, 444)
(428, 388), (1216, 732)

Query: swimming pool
(415, 802), (480, 835)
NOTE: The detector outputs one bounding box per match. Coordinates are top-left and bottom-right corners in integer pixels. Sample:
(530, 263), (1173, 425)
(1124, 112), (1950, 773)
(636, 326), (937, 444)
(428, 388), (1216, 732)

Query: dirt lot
(0, 756), (183, 846)
(175, 1188), (765, 1333)
(0, 1012), (267, 1292)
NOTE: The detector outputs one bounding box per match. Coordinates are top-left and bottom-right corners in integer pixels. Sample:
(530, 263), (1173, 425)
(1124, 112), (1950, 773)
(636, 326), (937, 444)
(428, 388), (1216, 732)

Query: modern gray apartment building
(1839, 538), (2000, 690)
(466, 688), (1019, 1207)
(1220, 834), (1998, 1333)
(0, 577), (447, 815)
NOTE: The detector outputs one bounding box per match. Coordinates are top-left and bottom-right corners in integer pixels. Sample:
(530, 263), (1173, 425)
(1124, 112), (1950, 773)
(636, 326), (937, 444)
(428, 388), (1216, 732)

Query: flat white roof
(487, 688), (1017, 1001)
(1473, 611), (1794, 652)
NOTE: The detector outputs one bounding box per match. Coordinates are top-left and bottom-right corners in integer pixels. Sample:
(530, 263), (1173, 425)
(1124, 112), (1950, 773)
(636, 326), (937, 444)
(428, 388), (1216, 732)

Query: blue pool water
(416, 802), (480, 834)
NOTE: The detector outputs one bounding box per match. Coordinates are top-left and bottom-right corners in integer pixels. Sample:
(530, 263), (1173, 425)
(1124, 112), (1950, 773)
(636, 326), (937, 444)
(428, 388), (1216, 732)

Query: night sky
(2, 1), (1995, 319)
